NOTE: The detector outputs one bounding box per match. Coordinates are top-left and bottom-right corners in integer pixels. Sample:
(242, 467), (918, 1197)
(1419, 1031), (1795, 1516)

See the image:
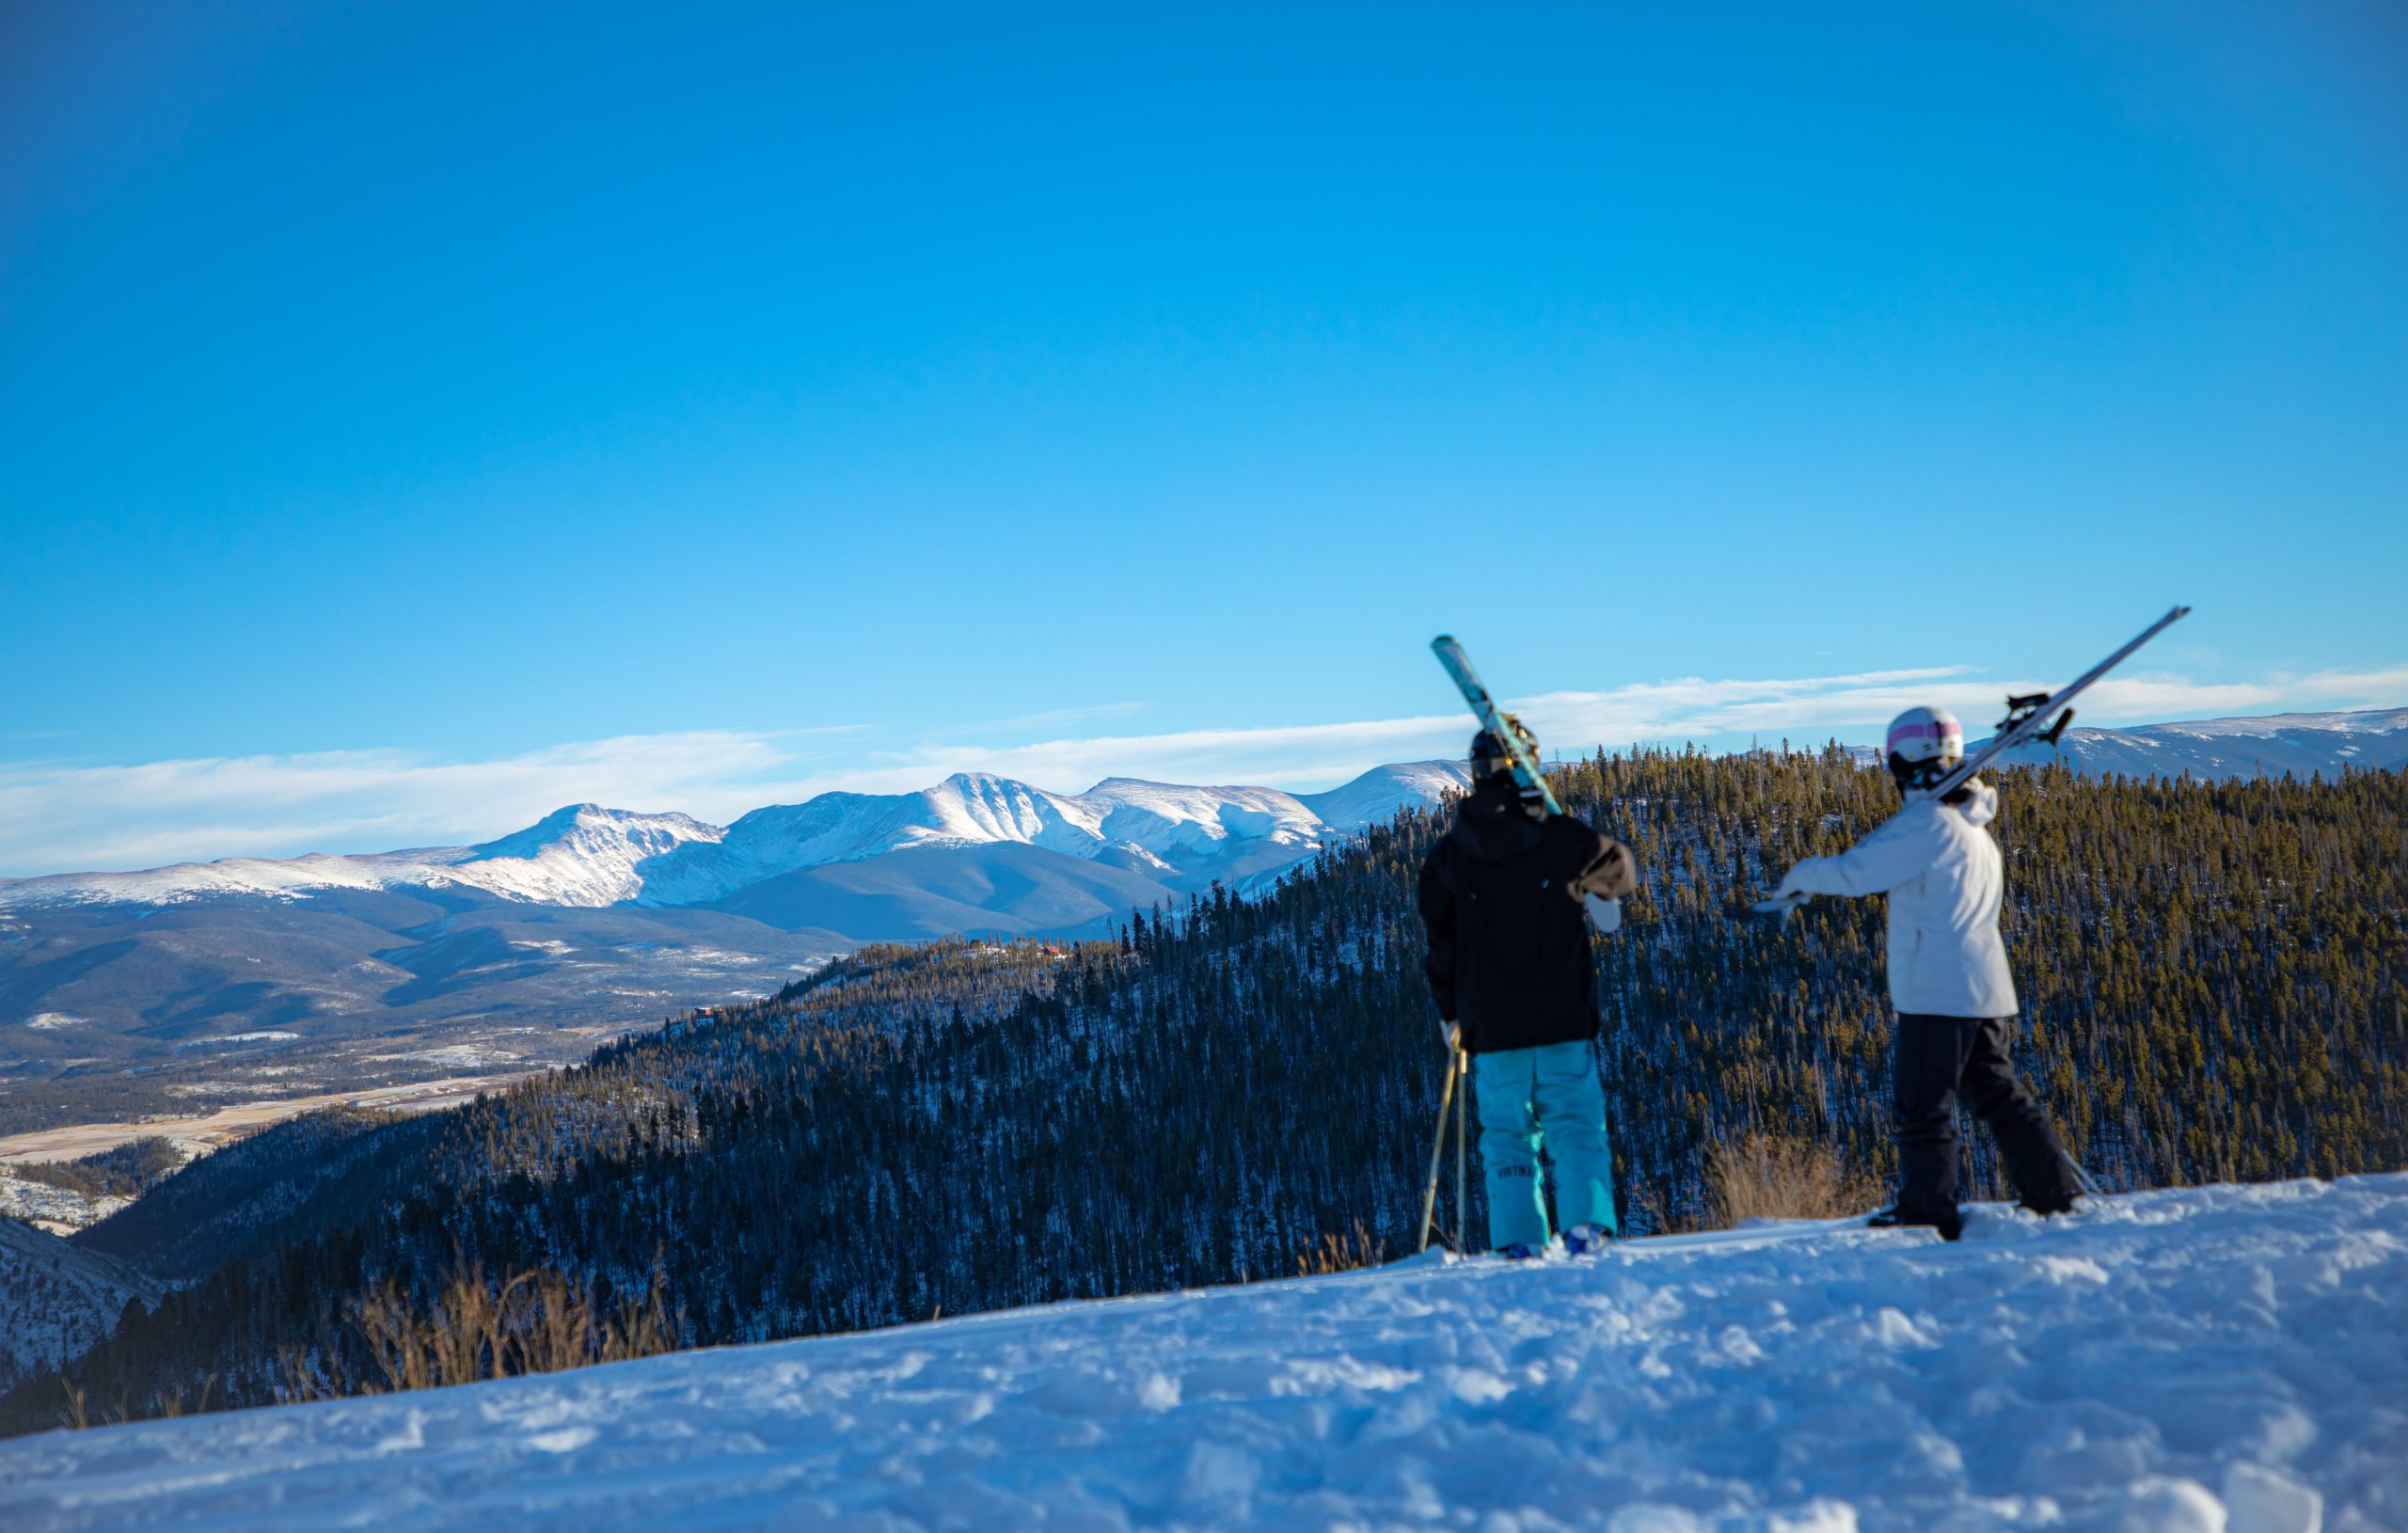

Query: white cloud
(0, 732), (791, 877)
(2, 664), (2401, 878)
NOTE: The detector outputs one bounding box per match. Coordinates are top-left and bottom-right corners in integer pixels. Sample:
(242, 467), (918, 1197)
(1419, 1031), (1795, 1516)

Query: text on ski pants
(1473, 1039), (1616, 1248)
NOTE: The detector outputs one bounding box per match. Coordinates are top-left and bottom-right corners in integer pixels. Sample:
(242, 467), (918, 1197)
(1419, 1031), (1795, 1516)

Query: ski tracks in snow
(4, 1176), (2404, 1532)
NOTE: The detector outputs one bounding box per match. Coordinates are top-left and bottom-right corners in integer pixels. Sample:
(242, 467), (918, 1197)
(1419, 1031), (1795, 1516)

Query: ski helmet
(1884, 705), (1963, 791)
(1470, 716), (1539, 782)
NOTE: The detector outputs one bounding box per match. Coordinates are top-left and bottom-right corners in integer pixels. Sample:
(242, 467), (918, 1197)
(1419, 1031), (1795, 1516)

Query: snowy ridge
(1987, 705), (2408, 783)
(1296, 760), (1480, 833)
(6, 1175), (2400, 1530)
(0, 764), (1470, 916)
(626, 775), (1109, 909)
(631, 773), (1402, 909)
(452, 806), (725, 906)
(0, 807), (724, 913)
(2140, 706), (2408, 739)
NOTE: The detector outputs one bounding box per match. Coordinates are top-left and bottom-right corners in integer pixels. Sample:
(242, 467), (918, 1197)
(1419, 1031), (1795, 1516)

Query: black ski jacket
(1418, 778), (1621, 1054)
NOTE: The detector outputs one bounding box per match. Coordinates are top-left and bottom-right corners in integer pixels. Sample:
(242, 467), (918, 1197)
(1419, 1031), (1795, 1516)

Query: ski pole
(2067, 1155), (2105, 1199)
(1455, 1046), (1469, 1254)
(1418, 1044), (1459, 1251)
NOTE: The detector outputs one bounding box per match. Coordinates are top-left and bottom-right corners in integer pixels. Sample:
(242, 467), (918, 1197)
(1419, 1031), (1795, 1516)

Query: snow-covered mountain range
(10, 707), (2400, 923)
(1992, 705), (2408, 781)
(9, 703), (2400, 924)
(0, 763), (1472, 916)
(0, 764), (1474, 1123)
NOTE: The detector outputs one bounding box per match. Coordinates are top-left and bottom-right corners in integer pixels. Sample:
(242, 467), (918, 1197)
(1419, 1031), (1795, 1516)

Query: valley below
(0, 1073), (539, 1234)
(0, 1069), (532, 1165)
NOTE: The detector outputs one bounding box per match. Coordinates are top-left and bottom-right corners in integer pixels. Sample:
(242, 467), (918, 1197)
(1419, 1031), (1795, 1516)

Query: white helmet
(1885, 706), (1963, 789)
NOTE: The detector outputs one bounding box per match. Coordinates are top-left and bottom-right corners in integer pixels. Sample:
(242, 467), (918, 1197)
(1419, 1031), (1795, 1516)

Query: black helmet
(1469, 716), (1538, 782)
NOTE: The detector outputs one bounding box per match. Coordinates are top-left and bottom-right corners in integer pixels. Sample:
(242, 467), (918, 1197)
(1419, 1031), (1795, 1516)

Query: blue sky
(3, 3), (2404, 874)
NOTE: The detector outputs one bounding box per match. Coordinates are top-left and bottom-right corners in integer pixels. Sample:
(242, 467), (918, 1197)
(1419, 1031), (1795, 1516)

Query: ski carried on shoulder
(1752, 604), (2191, 919)
(1431, 635), (1562, 816)
(1431, 635), (1624, 933)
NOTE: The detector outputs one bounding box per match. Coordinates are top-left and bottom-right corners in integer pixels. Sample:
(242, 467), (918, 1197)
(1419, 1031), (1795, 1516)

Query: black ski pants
(1893, 1013), (2081, 1238)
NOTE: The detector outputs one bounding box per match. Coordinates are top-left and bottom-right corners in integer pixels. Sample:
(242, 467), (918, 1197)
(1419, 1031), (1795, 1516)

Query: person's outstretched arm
(1775, 811), (1933, 899)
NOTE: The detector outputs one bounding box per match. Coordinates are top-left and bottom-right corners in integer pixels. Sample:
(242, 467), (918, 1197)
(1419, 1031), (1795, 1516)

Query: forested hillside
(10, 748), (2402, 1435)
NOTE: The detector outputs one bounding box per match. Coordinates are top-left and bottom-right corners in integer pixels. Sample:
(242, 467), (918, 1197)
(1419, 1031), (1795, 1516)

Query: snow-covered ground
(7, 1175), (2402, 1532)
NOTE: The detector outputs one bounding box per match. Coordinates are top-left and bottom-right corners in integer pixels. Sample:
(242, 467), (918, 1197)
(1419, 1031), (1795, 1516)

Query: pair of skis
(1751, 605), (2191, 919)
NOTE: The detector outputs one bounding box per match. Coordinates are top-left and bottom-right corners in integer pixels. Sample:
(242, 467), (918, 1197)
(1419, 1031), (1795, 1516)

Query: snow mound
(7, 1175), (2402, 1530)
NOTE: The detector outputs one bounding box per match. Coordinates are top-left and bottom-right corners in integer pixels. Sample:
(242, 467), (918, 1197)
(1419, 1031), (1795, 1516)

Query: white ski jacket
(1775, 781), (2018, 1019)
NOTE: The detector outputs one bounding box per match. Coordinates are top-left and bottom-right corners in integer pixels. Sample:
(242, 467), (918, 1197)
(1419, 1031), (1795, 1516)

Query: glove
(1438, 1017), (1462, 1052)
(1752, 866), (1813, 920)
(1584, 893), (1622, 933)
(1573, 838), (1637, 901)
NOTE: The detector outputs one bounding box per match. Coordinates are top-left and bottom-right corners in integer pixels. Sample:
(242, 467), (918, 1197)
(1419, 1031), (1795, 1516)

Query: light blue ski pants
(1474, 1039), (1617, 1249)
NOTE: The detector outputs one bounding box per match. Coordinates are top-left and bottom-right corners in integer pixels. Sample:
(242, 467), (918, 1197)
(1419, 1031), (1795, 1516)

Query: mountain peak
(1296, 760), (1472, 832)
(925, 769), (1039, 794)
(468, 805), (720, 861)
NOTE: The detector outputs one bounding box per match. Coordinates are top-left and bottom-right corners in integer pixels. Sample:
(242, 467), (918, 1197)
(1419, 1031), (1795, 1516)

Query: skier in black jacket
(1418, 724), (1636, 1256)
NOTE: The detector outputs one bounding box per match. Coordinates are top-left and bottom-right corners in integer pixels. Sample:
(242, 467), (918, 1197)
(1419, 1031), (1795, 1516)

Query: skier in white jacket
(1771, 705), (2082, 1239)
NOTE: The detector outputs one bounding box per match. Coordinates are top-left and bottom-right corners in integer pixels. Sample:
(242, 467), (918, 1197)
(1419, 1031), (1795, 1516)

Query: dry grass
(1295, 1221), (1386, 1276)
(278, 1261), (676, 1403)
(1705, 1130), (1883, 1227)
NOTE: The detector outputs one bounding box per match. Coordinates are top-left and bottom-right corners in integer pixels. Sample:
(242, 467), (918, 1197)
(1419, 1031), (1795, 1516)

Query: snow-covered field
(6, 1176), (2401, 1532)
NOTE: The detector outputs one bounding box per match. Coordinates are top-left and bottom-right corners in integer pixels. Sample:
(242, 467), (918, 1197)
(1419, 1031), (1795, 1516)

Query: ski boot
(1867, 1206), (1961, 1241)
(1497, 1243), (1546, 1261)
(1564, 1223), (1615, 1256)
